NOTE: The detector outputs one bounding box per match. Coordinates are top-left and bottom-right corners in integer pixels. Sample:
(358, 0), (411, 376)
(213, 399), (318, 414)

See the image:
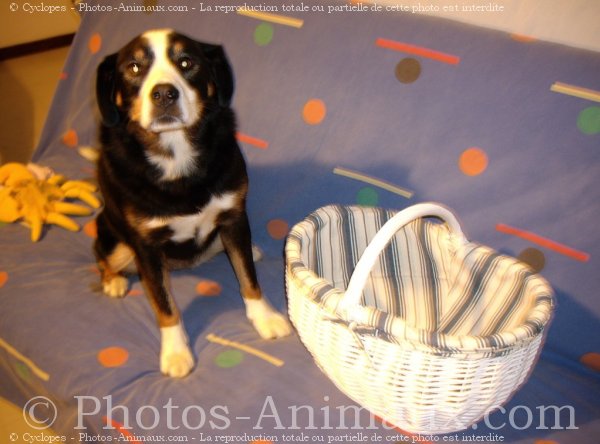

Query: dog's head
(96, 29), (234, 132)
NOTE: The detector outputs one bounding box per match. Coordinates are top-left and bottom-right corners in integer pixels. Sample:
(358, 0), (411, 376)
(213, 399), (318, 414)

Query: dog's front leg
(134, 245), (194, 378)
(220, 213), (292, 340)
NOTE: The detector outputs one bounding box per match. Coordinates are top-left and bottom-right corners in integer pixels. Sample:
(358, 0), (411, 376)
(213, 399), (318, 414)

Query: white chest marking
(147, 130), (196, 181)
(145, 192), (237, 243)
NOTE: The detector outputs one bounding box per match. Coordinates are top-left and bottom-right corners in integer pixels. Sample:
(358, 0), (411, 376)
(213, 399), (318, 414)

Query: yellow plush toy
(0, 162), (100, 242)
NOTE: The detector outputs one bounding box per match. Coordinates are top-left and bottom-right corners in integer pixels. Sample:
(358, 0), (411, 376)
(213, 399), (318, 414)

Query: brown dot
(267, 219), (289, 240)
(395, 58), (421, 84)
(518, 248), (546, 273)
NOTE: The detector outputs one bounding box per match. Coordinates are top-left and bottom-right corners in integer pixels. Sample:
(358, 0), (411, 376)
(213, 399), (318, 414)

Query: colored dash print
(236, 132), (269, 149)
(550, 82), (600, 103)
(237, 8), (304, 28)
(206, 333), (284, 367)
(103, 417), (142, 444)
(333, 167), (414, 199)
(496, 223), (590, 262)
(376, 38), (460, 65)
(0, 336), (50, 381)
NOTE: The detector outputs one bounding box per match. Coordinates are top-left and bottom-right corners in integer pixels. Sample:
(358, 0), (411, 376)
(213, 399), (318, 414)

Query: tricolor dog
(94, 29), (291, 378)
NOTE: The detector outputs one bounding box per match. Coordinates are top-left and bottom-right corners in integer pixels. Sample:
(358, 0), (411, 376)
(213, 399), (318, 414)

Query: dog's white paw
(245, 298), (292, 339)
(103, 275), (129, 298)
(160, 348), (194, 378)
(160, 324), (194, 378)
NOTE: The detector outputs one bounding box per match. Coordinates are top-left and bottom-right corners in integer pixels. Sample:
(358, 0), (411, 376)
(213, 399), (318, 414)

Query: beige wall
(0, 0), (80, 48)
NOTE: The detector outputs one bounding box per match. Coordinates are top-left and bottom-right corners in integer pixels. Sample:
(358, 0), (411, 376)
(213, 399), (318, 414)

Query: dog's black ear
(201, 44), (235, 107)
(96, 53), (120, 127)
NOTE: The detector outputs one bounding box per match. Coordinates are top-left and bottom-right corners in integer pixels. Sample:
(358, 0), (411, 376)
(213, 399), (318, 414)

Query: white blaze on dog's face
(134, 29), (201, 132)
(97, 29), (233, 135)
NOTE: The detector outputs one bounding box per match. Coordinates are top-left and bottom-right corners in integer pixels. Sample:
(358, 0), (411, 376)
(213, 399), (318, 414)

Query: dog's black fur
(93, 30), (290, 377)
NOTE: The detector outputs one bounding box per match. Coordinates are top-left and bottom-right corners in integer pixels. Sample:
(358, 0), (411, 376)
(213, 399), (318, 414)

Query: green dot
(215, 349), (244, 368)
(15, 362), (32, 381)
(577, 106), (600, 135)
(254, 23), (274, 46)
(357, 187), (379, 206)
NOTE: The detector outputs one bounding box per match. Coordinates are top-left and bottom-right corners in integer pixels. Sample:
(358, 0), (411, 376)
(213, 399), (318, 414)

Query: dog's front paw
(102, 275), (129, 298)
(160, 323), (194, 378)
(246, 298), (293, 340)
(160, 348), (194, 378)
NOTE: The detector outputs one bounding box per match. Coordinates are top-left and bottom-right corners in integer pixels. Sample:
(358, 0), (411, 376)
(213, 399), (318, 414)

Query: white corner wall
(376, 0), (600, 53)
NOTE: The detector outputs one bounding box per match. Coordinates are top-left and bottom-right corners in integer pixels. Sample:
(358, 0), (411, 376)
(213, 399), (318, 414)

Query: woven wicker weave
(285, 203), (554, 434)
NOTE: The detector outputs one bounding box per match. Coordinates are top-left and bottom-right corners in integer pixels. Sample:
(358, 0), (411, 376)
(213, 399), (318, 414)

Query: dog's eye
(128, 62), (141, 75)
(178, 57), (193, 70)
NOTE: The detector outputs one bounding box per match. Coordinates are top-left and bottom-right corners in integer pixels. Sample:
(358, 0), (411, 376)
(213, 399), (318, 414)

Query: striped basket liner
(285, 204), (554, 434)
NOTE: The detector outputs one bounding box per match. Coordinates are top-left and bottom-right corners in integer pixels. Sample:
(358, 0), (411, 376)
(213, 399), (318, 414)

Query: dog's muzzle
(149, 83), (184, 132)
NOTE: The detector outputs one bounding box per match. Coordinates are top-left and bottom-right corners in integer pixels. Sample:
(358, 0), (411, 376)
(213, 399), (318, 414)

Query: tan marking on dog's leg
(139, 268), (194, 378)
(100, 243), (136, 298)
(227, 247), (292, 339)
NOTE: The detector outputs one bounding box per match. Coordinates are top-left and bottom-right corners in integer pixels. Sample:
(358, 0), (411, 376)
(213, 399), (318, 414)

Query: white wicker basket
(285, 203), (554, 434)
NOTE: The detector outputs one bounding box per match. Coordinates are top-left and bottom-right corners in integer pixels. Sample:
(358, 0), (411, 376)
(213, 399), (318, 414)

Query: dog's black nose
(151, 83), (179, 108)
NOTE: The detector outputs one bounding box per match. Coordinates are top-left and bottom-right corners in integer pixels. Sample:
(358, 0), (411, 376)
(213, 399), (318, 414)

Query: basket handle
(341, 203), (468, 317)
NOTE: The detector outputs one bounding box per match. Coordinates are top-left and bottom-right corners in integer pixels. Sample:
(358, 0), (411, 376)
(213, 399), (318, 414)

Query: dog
(94, 29), (291, 378)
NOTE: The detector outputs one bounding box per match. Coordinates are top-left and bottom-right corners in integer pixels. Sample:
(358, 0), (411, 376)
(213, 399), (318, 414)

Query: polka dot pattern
(88, 33), (102, 54)
(15, 361), (31, 381)
(97, 346), (129, 368)
(518, 248), (546, 273)
(254, 23), (274, 46)
(0, 271), (8, 288)
(196, 280), (222, 296)
(83, 220), (97, 238)
(357, 187), (379, 206)
(215, 349), (244, 368)
(267, 219), (289, 240)
(577, 106), (600, 135)
(62, 129), (79, 148)
(459, 147), (488, 176)
(395, 58), (421, 83)
(302, 99), (326, 125)
(580, 352), (600, 372)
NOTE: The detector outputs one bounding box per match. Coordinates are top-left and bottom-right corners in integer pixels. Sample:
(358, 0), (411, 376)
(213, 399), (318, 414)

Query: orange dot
(303, 99), (326, 125)
(127, 288), (143, 297)
(0, 271), (8, 288)
(251, 441), (274, 444)
(89, 33), (102, 54)
(62, 129), (79, 148)
(459, 147), (488, 176)
(580, 352), (600, 372)
(97, 346), (129, 368)
(84, 220), (97, 238)
(267, 219), (289, 240)
(59, 72), (68, 81)
(196, 280), (222, 296)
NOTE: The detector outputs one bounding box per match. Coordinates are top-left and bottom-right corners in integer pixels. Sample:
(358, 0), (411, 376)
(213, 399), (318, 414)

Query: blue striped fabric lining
(286, 205), (554, 357)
